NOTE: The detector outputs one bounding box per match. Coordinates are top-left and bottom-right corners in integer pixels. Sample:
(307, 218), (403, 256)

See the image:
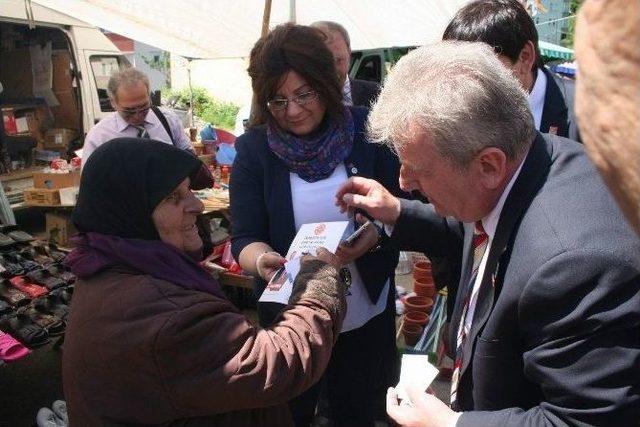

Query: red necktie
(450, 221), (489, 405)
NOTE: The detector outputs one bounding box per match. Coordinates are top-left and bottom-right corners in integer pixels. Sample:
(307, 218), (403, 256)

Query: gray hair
(107, 67), (150, 101)
(368, 41), (535, 168)
(310, 21), (351, 50)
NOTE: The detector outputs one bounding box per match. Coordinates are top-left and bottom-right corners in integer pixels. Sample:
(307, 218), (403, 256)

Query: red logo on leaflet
(314, 224), (326, 235)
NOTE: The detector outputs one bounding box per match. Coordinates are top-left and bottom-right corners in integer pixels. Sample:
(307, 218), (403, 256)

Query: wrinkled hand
(313, 247), (342, 269)
(256, 251), (286, 281)
(386, 386), (459, 427)
(335, 221), (379, 265)
(335, 177), (401, 225)
(290, 248), (346, 321)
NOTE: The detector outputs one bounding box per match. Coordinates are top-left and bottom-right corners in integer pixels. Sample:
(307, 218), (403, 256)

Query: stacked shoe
(36, 400), (69, 427)
(0, 330), (30, 362)
(0, 231), (75, 350)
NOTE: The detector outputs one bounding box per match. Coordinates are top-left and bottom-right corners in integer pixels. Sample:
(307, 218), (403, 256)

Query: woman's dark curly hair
(247, 23), (343, 128)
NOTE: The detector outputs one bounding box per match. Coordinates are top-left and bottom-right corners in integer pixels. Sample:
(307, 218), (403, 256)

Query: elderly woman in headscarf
(62, 138), (346, 426)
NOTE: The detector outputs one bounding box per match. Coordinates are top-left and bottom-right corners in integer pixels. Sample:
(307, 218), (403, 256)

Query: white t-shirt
(290, 163), (389, 332)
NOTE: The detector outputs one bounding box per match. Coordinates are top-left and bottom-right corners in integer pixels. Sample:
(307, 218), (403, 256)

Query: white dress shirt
(82, 108), (193, 165)
(528, 68), (547, 131)
(449, 156), (526, 427)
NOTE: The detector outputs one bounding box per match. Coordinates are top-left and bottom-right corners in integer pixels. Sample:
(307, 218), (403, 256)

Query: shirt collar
(528, 68), (547, 120)
(480, 153), (527, 240)
(114, 109), (154, 132)
(342, 76), (353, 106)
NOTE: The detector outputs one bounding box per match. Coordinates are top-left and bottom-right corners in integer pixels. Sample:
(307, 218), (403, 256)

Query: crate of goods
(35, 150), (65, 162)
(218, 271), (254, 289)
(33, 171), (80, 189)
(44, 128), (77, 149)
(23, 188), (61, 206)
(46, 212), (77, 246)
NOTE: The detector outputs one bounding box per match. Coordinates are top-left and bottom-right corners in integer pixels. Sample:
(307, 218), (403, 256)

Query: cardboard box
(33, 171), (80, 189)
(15, 116), (29, 133)
(59, 186), (79, 205)
(52, 50), (73, 92)
(23, 188), (61, 206)
(25, 106), (53, 144)
(51, 90), (80, 130)
(44, 128), (76, 149)
(46, 211), (77, 246)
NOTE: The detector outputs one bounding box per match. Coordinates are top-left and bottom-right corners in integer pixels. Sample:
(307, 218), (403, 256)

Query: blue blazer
(230, 106), (403, 304)
(541, 67), (581, 142)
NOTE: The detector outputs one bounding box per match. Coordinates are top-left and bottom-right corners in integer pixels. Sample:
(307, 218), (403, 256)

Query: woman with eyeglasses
(230, 24), (404, 427)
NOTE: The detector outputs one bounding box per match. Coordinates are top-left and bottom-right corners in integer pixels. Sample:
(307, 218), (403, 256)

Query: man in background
(82, 68), (193, 164)
(443, 0), (579, 141)
(311, 21), (380, 107)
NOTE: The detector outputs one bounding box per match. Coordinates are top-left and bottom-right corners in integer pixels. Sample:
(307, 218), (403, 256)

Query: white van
(0, 0), (128, 208)
(1, 0), (128, 163)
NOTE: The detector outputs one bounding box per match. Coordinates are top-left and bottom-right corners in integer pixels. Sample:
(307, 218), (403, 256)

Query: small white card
(258, 258), (300, 304)
(396, 354), (439, 403)
(259, 221), (350, 304)
(285, 221), (350, 260)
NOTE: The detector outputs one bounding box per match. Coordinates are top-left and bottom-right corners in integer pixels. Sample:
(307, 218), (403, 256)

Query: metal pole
(187, 58), (194, 128)
(250, 0), (273, 127)
(535, 15), (576, 27)
(261, 0), (273, 37)
(289, 0), (296, 23)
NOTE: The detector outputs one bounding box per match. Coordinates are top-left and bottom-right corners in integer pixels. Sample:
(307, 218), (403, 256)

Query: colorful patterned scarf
(267, 109), (355, 183)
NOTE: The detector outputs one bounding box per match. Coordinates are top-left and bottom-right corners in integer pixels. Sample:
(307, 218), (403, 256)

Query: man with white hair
(82, 67), (193, 164)
(336, 41), (640, 426)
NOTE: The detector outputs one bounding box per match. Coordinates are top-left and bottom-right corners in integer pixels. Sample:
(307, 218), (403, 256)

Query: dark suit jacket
(392, 133), (640, 425)
(230, 106), (403, 306)
(349, 78), (381, 108)
(541, 67), (580, 141)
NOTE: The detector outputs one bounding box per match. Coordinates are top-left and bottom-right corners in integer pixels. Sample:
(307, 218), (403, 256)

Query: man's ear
(516, 41), (537, 83)
(474, 147), (508, 190)
(110, 97), (118, 111)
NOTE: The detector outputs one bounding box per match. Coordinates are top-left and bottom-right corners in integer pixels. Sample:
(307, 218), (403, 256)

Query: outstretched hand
(386, 386), (459, 427)
(256, 251), (286, 282)
(335, 176), (401, 225)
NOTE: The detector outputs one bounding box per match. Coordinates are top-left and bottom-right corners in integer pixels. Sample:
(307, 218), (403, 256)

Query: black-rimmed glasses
(119, 102), (151, 118)
(267, 90), (319, 111)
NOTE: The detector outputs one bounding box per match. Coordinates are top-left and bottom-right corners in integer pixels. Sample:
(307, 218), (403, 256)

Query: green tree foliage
(562, 0), (583, 48)
(162, 87), (240, 130)
(141, 51), (171, 87)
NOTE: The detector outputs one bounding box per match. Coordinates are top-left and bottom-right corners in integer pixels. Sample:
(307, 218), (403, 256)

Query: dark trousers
(261, 288), (399, 427)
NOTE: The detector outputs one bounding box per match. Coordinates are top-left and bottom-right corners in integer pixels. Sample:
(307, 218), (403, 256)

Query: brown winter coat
(62, 261), (344, 426)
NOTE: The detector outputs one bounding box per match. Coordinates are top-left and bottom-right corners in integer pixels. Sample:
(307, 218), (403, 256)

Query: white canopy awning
(32, 0), (471, 59)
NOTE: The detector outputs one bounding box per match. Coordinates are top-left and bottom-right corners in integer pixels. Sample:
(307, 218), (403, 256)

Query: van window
(354, 55), (381, 83)
(89, 56), (129, 112)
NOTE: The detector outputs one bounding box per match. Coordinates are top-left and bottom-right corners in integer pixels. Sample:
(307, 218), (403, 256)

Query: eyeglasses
(119, 102), (151, 118)
(267, 90), (319, 112)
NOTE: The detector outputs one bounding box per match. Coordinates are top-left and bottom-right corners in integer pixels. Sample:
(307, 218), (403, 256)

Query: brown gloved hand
(288, 248), (347, 327)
